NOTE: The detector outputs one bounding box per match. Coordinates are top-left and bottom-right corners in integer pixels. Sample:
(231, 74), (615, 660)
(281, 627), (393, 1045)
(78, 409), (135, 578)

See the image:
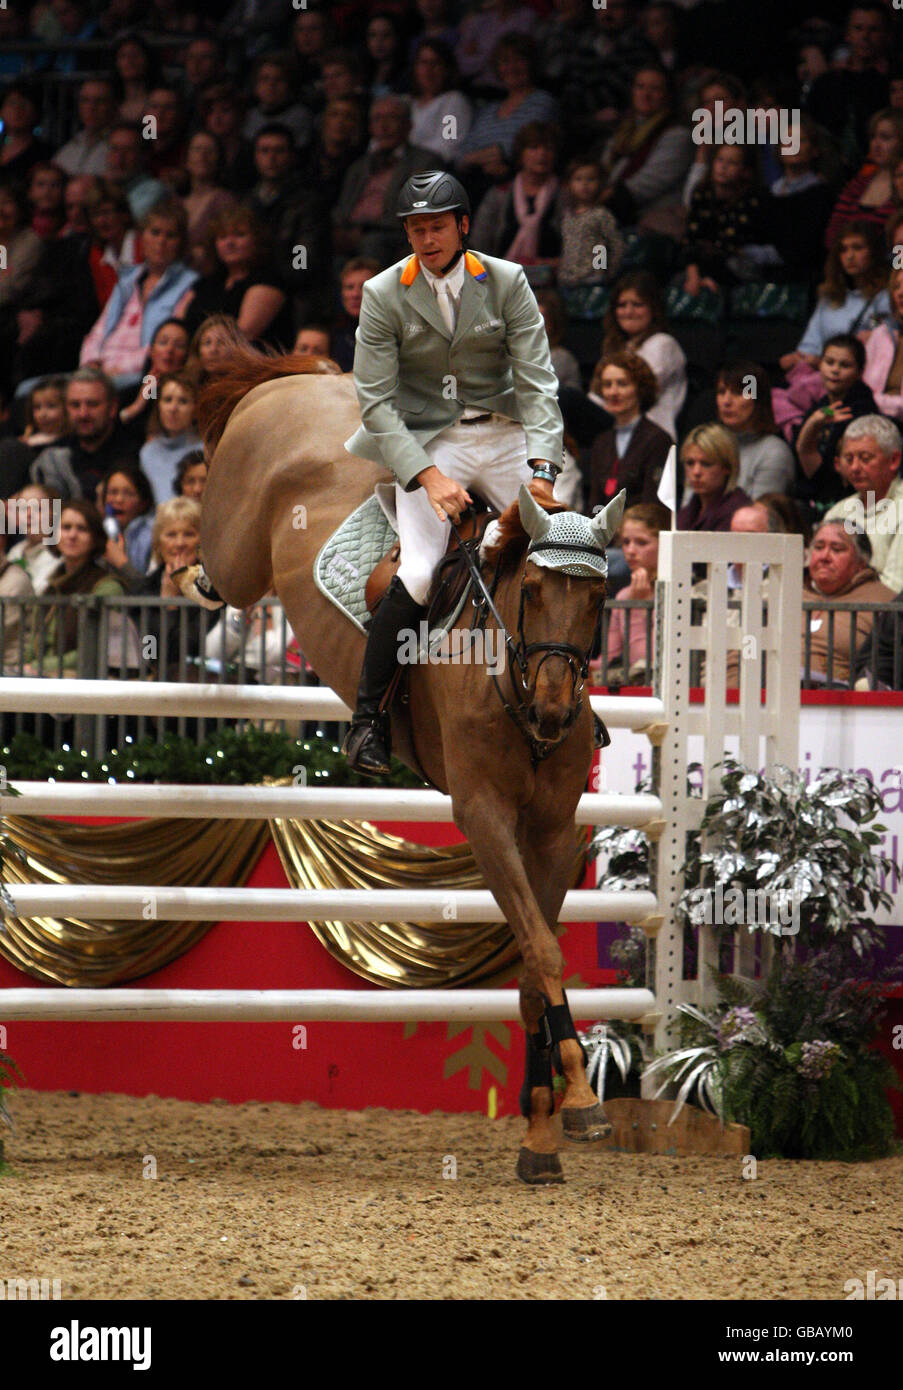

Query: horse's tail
(197, 340), (343, 455)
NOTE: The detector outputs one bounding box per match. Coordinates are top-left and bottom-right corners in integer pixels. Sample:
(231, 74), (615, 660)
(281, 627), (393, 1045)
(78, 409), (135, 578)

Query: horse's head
(515, 485), (626, 747)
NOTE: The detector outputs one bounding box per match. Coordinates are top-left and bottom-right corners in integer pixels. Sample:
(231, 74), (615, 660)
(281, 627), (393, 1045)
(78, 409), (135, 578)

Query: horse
(196, 346), (625, 1184)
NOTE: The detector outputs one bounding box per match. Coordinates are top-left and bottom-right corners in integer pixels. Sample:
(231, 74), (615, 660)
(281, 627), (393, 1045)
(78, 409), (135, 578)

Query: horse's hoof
(516, 1147), (564, 1185)
(561, 1102), (612, 1142)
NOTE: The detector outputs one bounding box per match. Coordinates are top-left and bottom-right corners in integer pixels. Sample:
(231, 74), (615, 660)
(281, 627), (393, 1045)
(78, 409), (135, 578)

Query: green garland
(0, 729), (426, 788)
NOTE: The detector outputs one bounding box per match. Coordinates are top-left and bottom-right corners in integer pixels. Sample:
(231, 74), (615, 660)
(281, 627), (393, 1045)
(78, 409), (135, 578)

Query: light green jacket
(344, 250), (564, 491)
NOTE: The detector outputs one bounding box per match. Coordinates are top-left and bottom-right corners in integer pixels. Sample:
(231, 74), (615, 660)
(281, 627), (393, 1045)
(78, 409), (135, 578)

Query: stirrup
(173, 564), (225, 611)
(342, 714), (392, 776)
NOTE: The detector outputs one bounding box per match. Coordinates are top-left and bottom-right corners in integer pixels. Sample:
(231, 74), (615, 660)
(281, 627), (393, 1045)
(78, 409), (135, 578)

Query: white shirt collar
(420, 254), (466, 299)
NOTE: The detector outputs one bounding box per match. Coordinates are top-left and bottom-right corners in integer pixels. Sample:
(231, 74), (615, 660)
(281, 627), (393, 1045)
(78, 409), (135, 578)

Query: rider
(342, 169), (565, 775)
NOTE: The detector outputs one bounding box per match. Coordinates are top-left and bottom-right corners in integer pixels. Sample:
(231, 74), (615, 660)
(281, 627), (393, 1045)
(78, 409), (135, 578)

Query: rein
(449, 518), (606, 766)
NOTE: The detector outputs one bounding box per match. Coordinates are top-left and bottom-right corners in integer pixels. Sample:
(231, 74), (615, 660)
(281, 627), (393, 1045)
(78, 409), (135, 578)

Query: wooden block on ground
(594, 1097), (749, 1155)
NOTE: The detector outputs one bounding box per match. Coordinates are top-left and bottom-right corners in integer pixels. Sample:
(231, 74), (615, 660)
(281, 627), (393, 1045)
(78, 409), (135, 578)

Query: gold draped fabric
(0, 809), (587, 989)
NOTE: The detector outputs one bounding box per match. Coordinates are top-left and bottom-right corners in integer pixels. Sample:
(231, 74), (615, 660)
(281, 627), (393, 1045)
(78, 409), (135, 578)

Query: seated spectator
(364, 11), (410, 97)
(174, 448), (208, 501)
(600, 64), (691, 238)
(409, 0), (458, 60)
(794, 335), (878, 510)
(22, 499), (125, 676)
(143, 85), (190, 190)
(0, 377), (67, 498)
(331, 257), (380, 372)
(333, 95), (435, 264)
(197, 83), (256, 194)
(802, 520), (895, 686)
(0, 83), (52, 184)
(55, 77), (116, 178)
(99, 463), (156, 584)
(298, 99), (364, 215)
(677, 424), (752, 531)
(767, 114), (833, 282)
(557, 158), (625, 295)
(0, 182), (44, 331)
(409, 40), (472, 159)
(186, 314), (252, 388)
(537, 292), (581, 392)
(867, 588), (903, 688)
(6, 482), (63, 593)
(86, 183), (141, 310)
(181, 132), (235, 273)
(0, 524), (36, 669)
(183, 204), (292, 350)
(294, 324), (332, 358)
(470, 122), (562, 271)
(118, 317), (191, 441)
(113, 34), (162, 124)
(587, 352), (673, 514)
(779, 220), (891, 375)
(32, 368), (139, 499)
(180, 37), (223, 124)
(105, 121), (166, 224)
(598, 271), (687, 438)
(455, 0), (538, 90)
(203, 590), (291, 684)
(248, 124), (331, 324)
(681, 70), (747, 210)
(27, 162), (66, 239)
(680, 144), (771, 297)
(319, 49), (366, 108)
(139, 371), (202, 504)
(824, 415), (903, 591)
(863, 265), (903, 421)
(243, 53), (313, 151)
(291, 7), (333, 108)
(805, 3), (891, 157)
(134, 495), (203, 677)
(602, 501), (670, 684)
(757, 490), (812, 543)
(825, 108), (903, 247)
(62, 173), (103, 238)
(80, 197), (197, 390)
(456, 35), (557, 191)
(552, 0), (655, 147)
(714, 361), (796, 498)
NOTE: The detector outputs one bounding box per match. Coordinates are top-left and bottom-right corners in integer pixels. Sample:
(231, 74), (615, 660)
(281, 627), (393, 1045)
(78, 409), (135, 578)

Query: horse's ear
(518, 484), (553, 541)
(590, 489), (627, 548)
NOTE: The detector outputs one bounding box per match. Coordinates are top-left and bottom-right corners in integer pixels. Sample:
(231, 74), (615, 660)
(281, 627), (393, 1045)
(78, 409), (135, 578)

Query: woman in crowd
(79, 197), (197, 390)
(86, 183), (140, 311)
(112, 34), (161, 123)
(408, 40), (472, 158)
(863, 265), (903, 421)
(197, 83), (255, 194)
(825, 108), (903, 247)
(599, 64), (692, 237)
(0, 83), (52, 183)
(598, 271), (687, 438)
(118, 317), (191, 440)
(139, 370), (202, 504)
(0, 378), (67, 497)
(677, 423), (752, 531)
(22, 499), (125, 676)
(587, 352), (673, 515)
(364, 11), (409, 97)
(99, 463), (156, 584)
(331, 257), (380, 372)
(714, 361), (796, 498)
(470, 122), (561, 271)
(680, 143), (771, 297)
(5, 482), (61, 593)
(183, 204), (292, 350)
(133, 494), (202, 679)
(802, 521), (895, 686)
(456, 35), (557, 190)
(181, 132), (235, 275)
(602, 501), (670, 685)
(186, 313), (250, 388)
(174, 448), (208, 501)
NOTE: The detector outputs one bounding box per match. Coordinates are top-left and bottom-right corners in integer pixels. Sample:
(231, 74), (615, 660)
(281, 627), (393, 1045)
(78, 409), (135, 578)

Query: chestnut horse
(197, 347), (624, 1184)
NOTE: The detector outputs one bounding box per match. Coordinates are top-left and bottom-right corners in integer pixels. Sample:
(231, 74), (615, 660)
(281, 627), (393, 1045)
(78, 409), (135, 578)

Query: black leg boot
(342, 575), (426, 776)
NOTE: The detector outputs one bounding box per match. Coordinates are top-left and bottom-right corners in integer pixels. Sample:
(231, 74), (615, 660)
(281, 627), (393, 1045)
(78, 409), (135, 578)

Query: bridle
(450, 520), (607, 767)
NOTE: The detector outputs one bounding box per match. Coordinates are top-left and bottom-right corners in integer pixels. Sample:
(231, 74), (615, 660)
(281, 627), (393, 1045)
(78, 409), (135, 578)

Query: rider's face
(403, 211), (468, 272)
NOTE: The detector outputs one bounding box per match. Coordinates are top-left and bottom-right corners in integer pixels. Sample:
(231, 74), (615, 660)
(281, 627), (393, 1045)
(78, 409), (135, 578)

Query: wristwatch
(531, 461), (560, 485)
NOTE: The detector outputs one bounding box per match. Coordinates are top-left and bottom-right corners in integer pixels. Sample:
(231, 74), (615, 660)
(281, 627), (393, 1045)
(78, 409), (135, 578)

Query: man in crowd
(54, 78), (116, 177)
(825, 416), (903, 593)
(32, 369), (139, 500)
(332, 96), (436, 264)
(105, 122), (166, 222)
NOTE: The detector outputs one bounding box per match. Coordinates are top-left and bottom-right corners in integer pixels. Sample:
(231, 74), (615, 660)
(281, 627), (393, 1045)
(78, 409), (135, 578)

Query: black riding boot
(342, 575), (426, 776)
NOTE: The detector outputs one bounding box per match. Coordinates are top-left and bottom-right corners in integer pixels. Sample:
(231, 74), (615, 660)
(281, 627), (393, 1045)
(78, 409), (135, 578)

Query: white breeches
(395, 415), (531, 605)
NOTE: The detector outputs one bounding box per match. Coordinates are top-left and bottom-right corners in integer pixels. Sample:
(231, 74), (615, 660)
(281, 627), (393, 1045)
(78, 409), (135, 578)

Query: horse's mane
(482, 497), (568, 577)
(197, 341), (343, 455)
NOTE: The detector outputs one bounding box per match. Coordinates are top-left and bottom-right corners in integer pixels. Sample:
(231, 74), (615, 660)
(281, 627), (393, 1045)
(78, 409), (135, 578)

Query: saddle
(364, 494), (497, 618)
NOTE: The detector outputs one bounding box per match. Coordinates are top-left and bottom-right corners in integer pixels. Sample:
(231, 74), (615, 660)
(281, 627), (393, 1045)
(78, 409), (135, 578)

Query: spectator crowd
(0, 0), (902, 692)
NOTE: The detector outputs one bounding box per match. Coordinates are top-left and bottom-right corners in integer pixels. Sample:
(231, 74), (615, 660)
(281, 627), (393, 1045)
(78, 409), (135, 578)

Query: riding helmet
(396, 171), (471, 220)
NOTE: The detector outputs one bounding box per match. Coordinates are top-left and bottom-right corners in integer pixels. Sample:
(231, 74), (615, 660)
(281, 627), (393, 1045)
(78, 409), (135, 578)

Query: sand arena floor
(2, 1090), (902, 1300)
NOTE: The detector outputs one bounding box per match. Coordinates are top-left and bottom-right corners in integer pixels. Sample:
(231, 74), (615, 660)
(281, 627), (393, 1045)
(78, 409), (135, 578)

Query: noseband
(450, 522), (607, 767)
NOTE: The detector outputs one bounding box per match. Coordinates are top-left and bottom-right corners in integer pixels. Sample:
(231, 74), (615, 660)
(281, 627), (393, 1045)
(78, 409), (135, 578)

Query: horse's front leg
(520, 814), (612, 1143)
(450, 780), (571, 1184)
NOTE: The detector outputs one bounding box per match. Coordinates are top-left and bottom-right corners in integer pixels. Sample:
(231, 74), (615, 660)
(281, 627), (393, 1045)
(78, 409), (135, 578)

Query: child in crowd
(174, 448), (208, 501)
(6, 482), (61, 593)
(139, 371), (202, 505)
(555, 158), (626, 295)
(0, 376), (67, 498)
(598, 502), (670, 685)
(794, 334), (877, 511)
(680, 144), (771, 297)
(767, 114), (833, 281)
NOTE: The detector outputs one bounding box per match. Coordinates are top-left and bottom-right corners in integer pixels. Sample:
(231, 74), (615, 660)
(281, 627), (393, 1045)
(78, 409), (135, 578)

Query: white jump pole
(0, 678), (666, 732)
(0, 986), (656, 1023)
(5, 885), (658, 923)
(0, 782), (663, 829)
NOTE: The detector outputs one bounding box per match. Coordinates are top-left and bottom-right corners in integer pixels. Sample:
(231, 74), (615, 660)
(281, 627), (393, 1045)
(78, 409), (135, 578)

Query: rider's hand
(417, 465), (472, 523)
(528, 475), (556, 508)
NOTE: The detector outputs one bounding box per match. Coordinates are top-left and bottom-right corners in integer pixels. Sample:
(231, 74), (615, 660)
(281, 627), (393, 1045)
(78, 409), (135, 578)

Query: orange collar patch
(400, 251), (487, 285)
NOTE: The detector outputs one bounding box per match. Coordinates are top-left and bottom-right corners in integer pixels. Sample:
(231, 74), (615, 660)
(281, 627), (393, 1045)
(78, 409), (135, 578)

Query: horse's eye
(522, 582), (540, 604)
